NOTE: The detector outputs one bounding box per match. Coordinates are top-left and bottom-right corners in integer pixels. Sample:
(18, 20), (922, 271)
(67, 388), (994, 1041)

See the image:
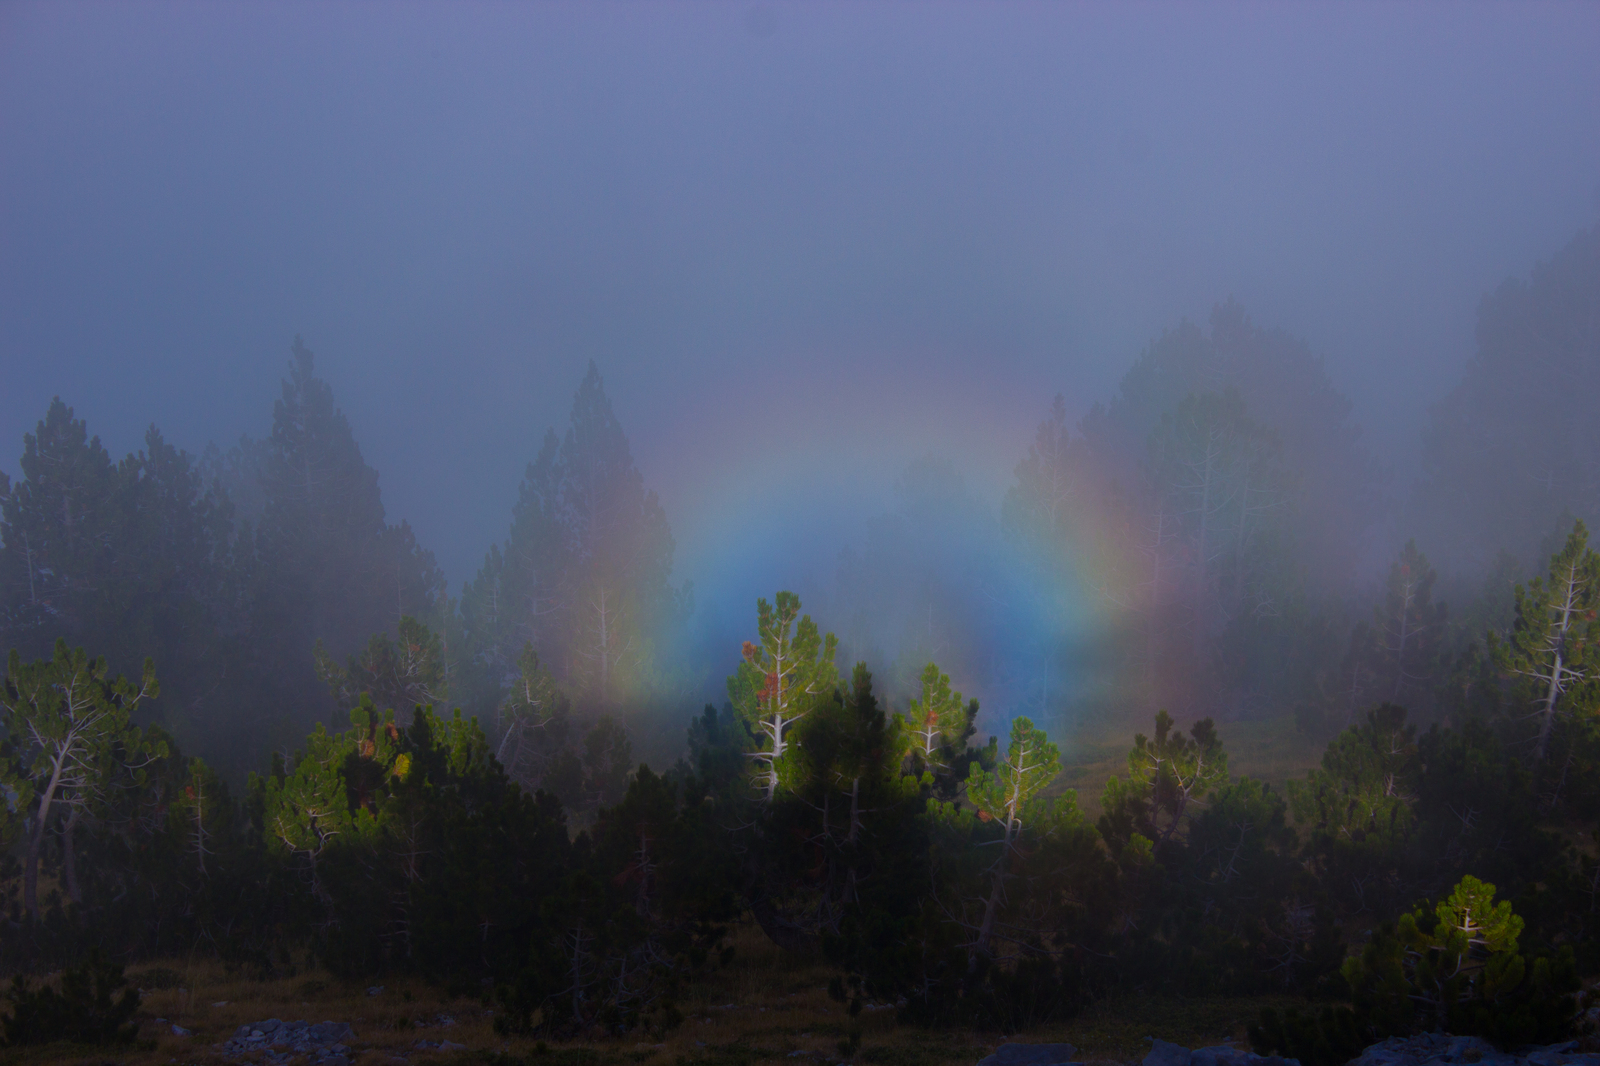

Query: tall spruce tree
(557, 363), (682, 709)
(0, 400), (123, 655)
(463, 362), (687, 720)
(1372, 541), (1448, 711)
(1416, 225), (1600, 570)
(1145, 390), (1297, 649)
(244, 338), (445, 756)
(0, 405), (236, 751)
(1083, 299), (1381, 597)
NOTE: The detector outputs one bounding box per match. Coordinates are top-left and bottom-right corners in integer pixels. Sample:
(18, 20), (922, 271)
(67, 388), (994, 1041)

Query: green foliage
(1, 639), (164, 921)
(495, 644), (572, 793)
(1248, 1005), (1364, 1066)
(492, 763), (734, 1037)
(965, 716), (1060, 839)
(1341, 876), (1579, 1046)
(1490, 520), (1600, 766)
(905, 662), (969, 772)
(1288, 704), (1418, 918)
(1334, 543), (1449, 722)
(315, 614), (448, 714)
(1099, 710), (1227, 854)
(727, 592), (839, 802)
(2, 951), (140, 1047)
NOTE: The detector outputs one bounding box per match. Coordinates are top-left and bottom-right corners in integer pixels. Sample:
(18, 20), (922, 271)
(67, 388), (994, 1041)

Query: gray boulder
(977, 1042), (1081, 1066)
(1144, 1040), (1299, 1066)
(222, 1018), (359, 1063)
(1346, 1034), (1592, 1066)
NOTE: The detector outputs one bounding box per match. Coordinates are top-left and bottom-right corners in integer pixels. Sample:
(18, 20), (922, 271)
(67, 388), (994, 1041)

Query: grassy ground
(6, 922), (1310, 1066)
(1054, 711), (1326, 821)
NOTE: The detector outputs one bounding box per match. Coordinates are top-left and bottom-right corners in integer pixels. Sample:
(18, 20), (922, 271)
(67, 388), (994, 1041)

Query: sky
(3, 1), (1599, 673)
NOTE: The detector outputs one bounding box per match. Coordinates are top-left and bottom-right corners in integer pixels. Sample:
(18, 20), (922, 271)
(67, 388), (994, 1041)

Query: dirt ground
(3, 921), (1311, 1066)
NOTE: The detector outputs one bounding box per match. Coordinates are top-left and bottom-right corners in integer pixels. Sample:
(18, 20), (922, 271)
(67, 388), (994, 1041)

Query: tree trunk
(23, 754), (67, 921)
(1535, 646), (1565, 763)
(62, 808), (82, 906)
(970, 821), (1016, 971)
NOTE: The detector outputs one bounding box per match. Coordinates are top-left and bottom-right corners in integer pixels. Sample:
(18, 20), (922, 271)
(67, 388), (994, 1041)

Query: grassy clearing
(4, 922), (1312, 1066)
(1054, 711), (1325, 822)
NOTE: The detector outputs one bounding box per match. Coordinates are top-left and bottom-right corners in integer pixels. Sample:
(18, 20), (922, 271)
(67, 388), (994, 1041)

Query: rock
(1120, 1035), (1600, 1066)
(416, 1038), (468, 1051)
(366, 985), (385, 996)
(220, 1018), (358, 1060)
(1191, 1047), (1259, 1066)
(1145, 1040), (1194, 1066)
(309, 1021), (355, 1044)
(977, 1042), (1081, 1066)
(171, 1024), (193, 1037)
(1350, 1035), (1523, 1066)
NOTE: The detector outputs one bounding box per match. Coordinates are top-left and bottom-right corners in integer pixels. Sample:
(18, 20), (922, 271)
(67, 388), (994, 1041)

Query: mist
(12, 3), (1600, 1047)
(4, 1), (1600, 749)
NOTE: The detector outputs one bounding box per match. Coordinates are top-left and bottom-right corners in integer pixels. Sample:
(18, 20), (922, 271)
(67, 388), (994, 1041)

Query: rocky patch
(219, 1018), (355, 1065)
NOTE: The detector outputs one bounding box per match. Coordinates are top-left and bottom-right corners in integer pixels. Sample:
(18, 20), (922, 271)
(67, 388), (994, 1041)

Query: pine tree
(1084, 299), (1381, 596)
(1371, 541), (1448, 711)
(247, 338), (445, 750)
(1491, 521), (1600, 764)
(905, 662), (968, 771)
(493, 644), (571, 793)
(964, 715), (1060, 963)
(0, 406), (235, 751)
(463, 363), (687, 715)
(0, 400), (122, 653)
(1098, 709), (1229, 852)
(314, 615), (449, 715)
(1, 640), (163, 920)
(728, 592), (838, 803)
(1145, 389), (1296, 636)
(1416, 225), (1600, 570)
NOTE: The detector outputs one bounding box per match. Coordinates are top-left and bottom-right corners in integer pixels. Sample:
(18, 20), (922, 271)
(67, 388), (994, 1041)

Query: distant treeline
(0, 226), (1598, 1044)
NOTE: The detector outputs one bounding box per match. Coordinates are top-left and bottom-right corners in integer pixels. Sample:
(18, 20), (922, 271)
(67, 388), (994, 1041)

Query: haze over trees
(2, 224), (1600, 1048)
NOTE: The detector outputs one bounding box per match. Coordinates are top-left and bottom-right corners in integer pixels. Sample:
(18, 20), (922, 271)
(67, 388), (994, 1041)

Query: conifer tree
(1098, 709), (1229, 852)
(728, 592), (838, 802)
(905, 662), (968, 770)
(1, 640), (163, 920)
(248, 338), (445, 749)
(964, 715), (1060, 963)
(1491, 521), (1600, 763)
(1415, 225), (1600, 569)
(1371, 541), (1448, 710)
(0, 406), (235, 751)
(1146, 390), (1295, 635)
(1085, 299), (1380, 596)
(0, 400), (122, 652)
(493, 644), (570, 792)
(463, 363), (687, 713)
